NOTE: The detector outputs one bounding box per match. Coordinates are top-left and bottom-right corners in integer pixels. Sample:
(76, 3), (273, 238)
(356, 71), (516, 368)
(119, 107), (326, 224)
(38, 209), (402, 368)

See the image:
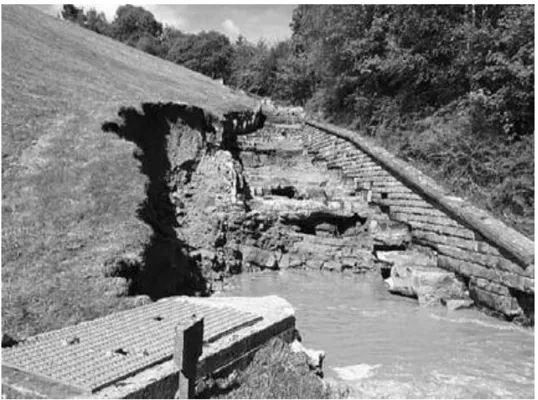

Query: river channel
(217, 270), (534, 398)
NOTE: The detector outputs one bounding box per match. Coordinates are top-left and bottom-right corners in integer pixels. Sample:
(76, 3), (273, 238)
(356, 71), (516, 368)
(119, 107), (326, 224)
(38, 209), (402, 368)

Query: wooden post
(174, 314), (204, 399)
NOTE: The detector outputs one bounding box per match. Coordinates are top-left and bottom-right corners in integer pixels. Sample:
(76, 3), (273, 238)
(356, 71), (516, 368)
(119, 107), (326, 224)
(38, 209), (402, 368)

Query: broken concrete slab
(368, 219), (411, 249)
(444, 298), (475, 311)
(386, 265), (469, 307)
(375, 250), (436, 268)
(240, 245), (279, 270)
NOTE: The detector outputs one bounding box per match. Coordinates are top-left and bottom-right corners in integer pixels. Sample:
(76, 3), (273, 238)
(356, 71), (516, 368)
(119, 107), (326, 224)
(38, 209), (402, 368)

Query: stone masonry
(302, 120), (534, 323)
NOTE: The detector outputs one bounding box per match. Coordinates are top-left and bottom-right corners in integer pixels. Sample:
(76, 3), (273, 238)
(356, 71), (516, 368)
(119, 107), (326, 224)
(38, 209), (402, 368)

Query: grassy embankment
(1, 5), (256, 339)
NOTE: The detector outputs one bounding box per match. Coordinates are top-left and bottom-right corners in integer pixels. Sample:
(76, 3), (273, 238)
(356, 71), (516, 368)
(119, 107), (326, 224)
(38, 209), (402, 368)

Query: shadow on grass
(102, 102), (215, 300)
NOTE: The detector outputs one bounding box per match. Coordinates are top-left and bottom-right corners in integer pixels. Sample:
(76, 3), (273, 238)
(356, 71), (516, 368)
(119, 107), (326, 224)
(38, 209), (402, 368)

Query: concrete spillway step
(2, 298), (262, 394)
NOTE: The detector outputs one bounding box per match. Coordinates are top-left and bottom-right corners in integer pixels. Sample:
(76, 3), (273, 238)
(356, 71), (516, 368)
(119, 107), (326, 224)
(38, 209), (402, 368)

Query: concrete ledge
(2, 366), (90, 399)
(94, 296), (295, 399)
(2, 296), (295, 399)
(305, 120), (534, 269)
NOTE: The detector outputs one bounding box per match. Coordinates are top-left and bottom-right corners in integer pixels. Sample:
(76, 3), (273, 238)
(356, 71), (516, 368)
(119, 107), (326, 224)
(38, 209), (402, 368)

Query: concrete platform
(2, 296), (295, 399)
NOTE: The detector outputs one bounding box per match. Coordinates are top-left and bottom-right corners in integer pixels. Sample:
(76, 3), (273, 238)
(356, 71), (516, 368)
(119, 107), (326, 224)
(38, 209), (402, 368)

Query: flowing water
(217, 270), (534, 398)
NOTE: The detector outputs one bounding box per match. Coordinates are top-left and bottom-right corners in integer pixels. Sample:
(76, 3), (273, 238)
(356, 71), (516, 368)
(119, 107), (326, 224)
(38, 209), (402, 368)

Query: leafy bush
(374, 106), (534, 238)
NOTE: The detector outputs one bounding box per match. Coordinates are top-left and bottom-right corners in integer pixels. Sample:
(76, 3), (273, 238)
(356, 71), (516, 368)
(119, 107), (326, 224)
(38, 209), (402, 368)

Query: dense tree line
(60, 4), (234, 81)
(61, 4), (534, 236)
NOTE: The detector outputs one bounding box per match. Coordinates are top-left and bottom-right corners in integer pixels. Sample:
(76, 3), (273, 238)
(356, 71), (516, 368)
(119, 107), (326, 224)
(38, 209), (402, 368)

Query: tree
(135, 34), (163, 56)
(167, 31), (234, 81)
(111, 5), (163, 44)
(273, 53), (314, 105)
(228, 37), (293, 98)
(228, 36), (259, 90)
(159, 26), (186, 57)
(61, 4), (85, 25)
(84, 8), (110, 36)
(467, 5), (534, 139)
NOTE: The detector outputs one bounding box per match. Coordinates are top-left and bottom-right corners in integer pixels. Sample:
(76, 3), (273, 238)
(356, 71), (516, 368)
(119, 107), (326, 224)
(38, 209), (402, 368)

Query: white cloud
(34, 4), (292, 42)
(77, 4), (189, 29)
(77, 4), (122, 21)
(144, 5), (189, 30)
(221, 19), (241, 40)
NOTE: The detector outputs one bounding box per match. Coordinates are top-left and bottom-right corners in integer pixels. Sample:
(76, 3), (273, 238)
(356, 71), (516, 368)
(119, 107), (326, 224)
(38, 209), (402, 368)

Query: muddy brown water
(217, 270), (534, 398)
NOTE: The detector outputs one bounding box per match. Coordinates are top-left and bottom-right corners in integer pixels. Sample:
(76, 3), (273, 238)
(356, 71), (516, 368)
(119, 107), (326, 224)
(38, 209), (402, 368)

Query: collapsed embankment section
(101, 102), (265, 301)
(304, 120), (534, 324)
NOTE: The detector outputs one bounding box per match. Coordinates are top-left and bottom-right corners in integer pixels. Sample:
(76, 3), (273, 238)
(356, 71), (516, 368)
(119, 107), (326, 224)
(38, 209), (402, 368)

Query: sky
(32, 4), (297, 43)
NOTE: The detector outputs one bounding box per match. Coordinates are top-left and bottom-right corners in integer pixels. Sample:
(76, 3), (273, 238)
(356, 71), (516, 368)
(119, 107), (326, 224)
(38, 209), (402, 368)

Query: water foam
(332, 364), (381, 381)
(360, 310), (388, 318)
(429, 313), (533, 336)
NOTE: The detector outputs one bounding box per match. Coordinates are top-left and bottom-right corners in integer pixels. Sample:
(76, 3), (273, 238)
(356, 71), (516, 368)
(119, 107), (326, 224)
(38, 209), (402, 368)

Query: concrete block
(378, 198), (435, 210)
(305, 259), (324, 270)
(436, 244), (530, 277)
(346, 163), (389, 177)
(373, 185), (414, 194)
(445, 299), (474, 310)
(391, 212), (410, 223)
(413, 214), (469, 229)
(408, 221), (476, 240)
(414, 230), (478, 252)
(390, 205), (451, 218)
(476, 240), (501, 256)
(498, 257), (534, 278)
(322, 260), (342, 271)
(351, 172), (392, 182)
(470, 277), (511, 296)
(371, 182), (406, 190)
(469, 285), (522, 318)
(381, 192), (424, 201)
(369, 219), (412, 248)
(376, 250), (436, 268)
(341, 153), (371, 163)
(438, 255), (494, 278)
(438, 255), (531, 293)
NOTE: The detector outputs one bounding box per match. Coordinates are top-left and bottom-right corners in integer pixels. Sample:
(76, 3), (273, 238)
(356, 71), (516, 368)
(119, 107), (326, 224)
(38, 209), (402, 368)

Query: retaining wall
(303, 120), (534, 322)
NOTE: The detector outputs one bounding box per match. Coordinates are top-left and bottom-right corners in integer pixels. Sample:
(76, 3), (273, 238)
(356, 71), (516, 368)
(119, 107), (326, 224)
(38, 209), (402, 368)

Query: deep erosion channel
(102, 104), (533, 398)
(219, 270), (534, 399)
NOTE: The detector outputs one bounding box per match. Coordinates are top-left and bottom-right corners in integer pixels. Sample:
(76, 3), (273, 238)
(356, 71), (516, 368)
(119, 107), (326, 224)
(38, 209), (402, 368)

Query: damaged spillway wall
(98, 100), (533, 326)
(303, 120), (534, 324)
(101, 102), (265, 300)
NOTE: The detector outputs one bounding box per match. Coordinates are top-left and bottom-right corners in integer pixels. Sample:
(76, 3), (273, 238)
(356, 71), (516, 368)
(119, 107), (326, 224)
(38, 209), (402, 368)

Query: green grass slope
(1, 5), (256, 338)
